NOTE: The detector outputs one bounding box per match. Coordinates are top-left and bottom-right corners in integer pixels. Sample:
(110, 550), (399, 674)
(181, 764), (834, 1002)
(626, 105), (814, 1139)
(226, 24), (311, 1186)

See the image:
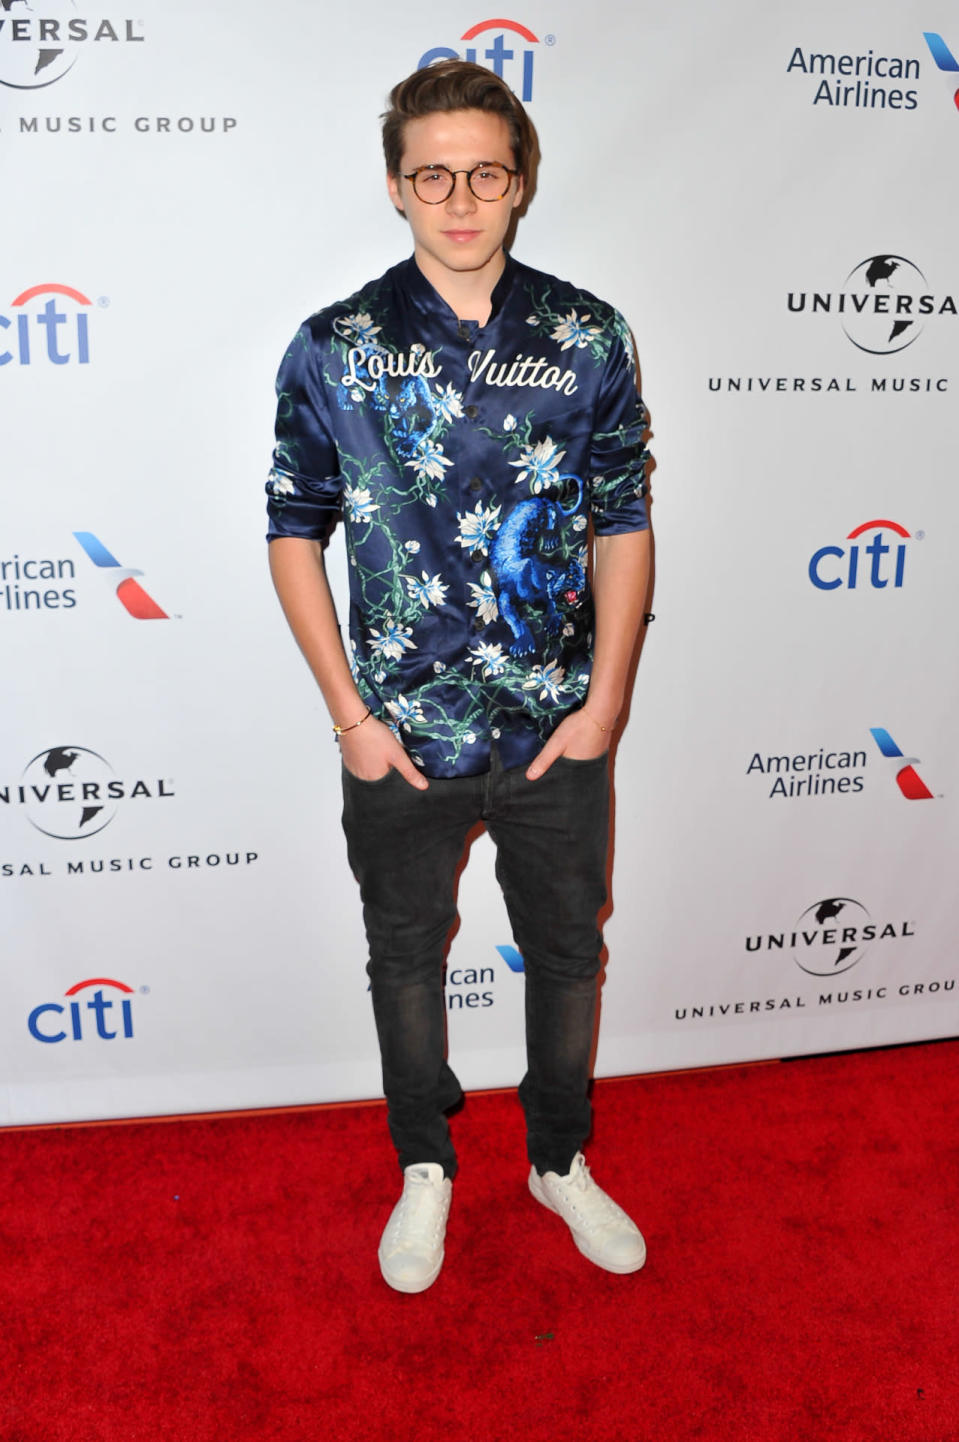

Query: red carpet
(3, 1040), (958, 1442)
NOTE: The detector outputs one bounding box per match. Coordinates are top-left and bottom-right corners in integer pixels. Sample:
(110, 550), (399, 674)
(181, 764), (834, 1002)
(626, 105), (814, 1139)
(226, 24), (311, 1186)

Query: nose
(446, 170), (477, 215)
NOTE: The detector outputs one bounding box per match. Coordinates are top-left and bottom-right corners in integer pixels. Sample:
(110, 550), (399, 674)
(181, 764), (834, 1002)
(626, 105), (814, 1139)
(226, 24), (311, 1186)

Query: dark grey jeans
(341, 746), (610, 1179)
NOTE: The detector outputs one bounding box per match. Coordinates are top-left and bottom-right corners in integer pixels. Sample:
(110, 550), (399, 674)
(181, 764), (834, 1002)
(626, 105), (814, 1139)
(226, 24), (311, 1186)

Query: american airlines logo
(72, 532), (169, 619)
(869, 728), (935, 800)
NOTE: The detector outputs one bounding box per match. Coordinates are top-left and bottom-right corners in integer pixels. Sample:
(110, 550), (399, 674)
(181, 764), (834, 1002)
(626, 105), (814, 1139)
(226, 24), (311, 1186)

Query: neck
(413, 247), (506, 327)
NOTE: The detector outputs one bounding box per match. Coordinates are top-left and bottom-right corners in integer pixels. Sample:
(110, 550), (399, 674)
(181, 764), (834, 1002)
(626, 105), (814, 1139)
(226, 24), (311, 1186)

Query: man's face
(387, 109), (524, 288)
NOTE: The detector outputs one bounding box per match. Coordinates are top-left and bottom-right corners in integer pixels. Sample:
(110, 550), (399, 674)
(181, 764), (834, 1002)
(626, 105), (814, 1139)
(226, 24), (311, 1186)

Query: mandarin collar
(400, 253), (519, 330)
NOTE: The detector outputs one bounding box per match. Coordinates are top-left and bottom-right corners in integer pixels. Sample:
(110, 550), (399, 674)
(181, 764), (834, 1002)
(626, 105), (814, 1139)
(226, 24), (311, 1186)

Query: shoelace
(555, 1160), (627, 1229)
(391, 1173), (447, 1245)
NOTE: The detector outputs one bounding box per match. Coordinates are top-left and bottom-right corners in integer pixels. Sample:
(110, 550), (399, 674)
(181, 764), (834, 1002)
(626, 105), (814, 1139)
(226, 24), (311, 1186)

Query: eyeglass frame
(401, 162), (520, 204)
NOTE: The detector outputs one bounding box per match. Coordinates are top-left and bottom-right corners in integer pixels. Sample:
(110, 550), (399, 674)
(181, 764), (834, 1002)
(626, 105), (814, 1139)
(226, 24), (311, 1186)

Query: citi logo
(808, 519), (913, 590)
(0, 283), (92, 365)
(73, 531), (168, 620)
(419, 19), (547, 102)
(869, 727), (934, 800)
(923, 31), (959, 110)
(28, 977), (136, 1044)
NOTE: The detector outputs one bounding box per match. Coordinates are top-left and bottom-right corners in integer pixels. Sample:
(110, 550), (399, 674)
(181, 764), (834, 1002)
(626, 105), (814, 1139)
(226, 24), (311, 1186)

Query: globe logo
(792, 898), (871, 976)
(21, 746), (119, 839)
(840, 255), (927, 356)
(0, 0), (80, 90)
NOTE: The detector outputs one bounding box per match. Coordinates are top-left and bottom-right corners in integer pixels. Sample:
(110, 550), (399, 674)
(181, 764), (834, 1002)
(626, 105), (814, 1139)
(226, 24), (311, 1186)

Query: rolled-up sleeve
(588, 320), (650, 536)
(266, 323), (343, 545)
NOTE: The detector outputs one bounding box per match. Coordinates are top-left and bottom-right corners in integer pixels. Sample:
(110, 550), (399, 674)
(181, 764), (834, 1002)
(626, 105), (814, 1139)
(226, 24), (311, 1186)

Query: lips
(442, 230), (482, 243)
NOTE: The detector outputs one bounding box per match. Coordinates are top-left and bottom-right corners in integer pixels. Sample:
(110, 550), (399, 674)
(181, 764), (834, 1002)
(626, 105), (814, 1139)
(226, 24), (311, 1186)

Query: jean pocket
(341, 762), (400, 787)
(550, 750), (610, 768)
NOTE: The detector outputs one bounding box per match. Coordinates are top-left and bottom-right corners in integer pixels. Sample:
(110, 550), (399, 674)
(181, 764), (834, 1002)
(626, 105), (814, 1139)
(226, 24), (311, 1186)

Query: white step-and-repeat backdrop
(3, 1), (956, 1125)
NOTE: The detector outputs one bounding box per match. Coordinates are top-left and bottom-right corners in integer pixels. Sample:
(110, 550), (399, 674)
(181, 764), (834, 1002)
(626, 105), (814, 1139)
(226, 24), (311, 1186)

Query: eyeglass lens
(411, 165), (512, 203)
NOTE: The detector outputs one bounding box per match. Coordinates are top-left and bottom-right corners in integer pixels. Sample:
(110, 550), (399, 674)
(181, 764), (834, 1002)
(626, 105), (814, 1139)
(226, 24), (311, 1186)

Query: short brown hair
(382, 60), (534, 181)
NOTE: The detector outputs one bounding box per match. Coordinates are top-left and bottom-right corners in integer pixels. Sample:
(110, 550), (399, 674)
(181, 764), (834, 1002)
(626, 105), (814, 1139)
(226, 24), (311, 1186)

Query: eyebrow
(406, 159), (509, 171)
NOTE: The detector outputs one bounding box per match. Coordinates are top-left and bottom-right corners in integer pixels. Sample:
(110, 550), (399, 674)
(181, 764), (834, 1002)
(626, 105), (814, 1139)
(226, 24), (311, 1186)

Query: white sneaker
(378, 1162), (452, 1294)
(529, 1152), (646, 1274)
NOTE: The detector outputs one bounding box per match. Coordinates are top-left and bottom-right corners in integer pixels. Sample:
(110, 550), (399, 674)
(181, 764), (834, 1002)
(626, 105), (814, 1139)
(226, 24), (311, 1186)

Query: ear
(386, 170), (406, 217)
(511, 174), (525, 211)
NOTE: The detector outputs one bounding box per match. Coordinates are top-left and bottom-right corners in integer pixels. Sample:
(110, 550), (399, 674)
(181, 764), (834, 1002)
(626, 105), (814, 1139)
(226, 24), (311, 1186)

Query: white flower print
(404, 540), (421, 554)
(503, 414), (517, 432)
(368, 616), (416, 662)
(456, 501), (502, 556)
(385, 694), (426, 732)
(551, 309), (602, 351)
(573, 514), (588, 531)
(509, 437), (566, 493)
(467, 571), (499, 625)
(268, 468), (294, 498)
(523, 659), (567, 702)
(343, 485), (379, 523)
(335, 311), (382, 346)
(405, 437), (454, 485)
(470, 641), (507, 679)
(405, 570), (449, 608)
(434, 383), (465, 422)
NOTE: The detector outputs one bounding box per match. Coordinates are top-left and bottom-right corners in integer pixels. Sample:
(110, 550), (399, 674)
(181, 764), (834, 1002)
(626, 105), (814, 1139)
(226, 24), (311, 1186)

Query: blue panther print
(369, 372), (439, 464)
(337, 345), (441, 466)
(489, 477), (586, 656)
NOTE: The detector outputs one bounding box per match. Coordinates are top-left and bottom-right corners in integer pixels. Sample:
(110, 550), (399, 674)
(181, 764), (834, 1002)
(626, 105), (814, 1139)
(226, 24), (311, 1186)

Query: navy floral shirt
(267, 254), (649, 778)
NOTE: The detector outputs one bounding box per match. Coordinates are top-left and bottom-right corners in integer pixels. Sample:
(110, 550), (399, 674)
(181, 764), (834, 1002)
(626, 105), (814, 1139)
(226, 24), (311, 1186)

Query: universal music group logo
(0, 1), (144, 90)
(787, 254), (957, 357)
(709, 251), (955, 395)
(1, 9), (236, 135)
(2, 745), (174, 839)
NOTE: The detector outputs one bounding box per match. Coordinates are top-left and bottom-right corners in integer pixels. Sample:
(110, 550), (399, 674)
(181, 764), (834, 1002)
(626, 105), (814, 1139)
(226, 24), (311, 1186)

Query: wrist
(332, 705), (373, 739)
(580, 705), (617, 734)
(581, 689), (621, 730)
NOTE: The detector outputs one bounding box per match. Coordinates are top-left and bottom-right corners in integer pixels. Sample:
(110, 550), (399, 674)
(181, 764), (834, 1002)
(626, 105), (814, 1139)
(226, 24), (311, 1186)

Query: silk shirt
(267, 254), (649, 778)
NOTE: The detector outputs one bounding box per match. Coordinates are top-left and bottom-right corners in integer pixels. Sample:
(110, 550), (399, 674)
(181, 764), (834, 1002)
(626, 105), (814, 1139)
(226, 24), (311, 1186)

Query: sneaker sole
(528, 1170), (647, 1274)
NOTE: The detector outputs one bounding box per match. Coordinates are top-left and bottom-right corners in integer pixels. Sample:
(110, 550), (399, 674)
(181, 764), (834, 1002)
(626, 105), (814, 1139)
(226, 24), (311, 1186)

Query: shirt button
(465, 404), (478, 419)
(469, 476), (483, 492)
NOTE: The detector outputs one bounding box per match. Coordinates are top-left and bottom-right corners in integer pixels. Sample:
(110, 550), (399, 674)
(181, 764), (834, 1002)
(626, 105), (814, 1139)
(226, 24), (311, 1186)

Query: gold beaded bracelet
(332, 706), (372, 739)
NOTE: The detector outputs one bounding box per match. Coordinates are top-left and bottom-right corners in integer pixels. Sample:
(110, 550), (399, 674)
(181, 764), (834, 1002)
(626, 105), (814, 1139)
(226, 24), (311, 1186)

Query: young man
(267, 60), (652, 1293)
